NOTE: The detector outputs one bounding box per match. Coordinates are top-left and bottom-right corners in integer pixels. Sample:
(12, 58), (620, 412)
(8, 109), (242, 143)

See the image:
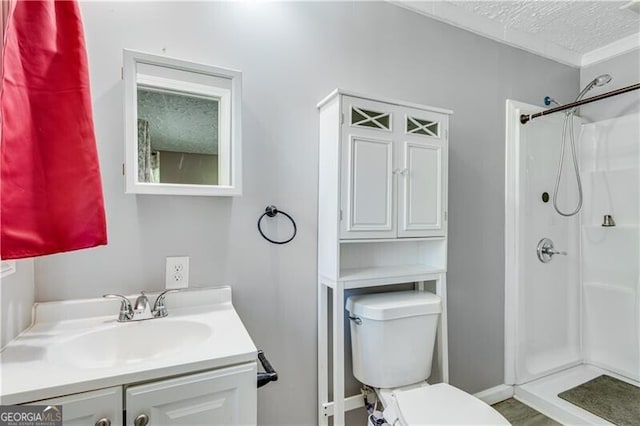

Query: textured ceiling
(137, 89), (218, 155)
(396, 0), (640, 66)
(453, 1), (639, 53)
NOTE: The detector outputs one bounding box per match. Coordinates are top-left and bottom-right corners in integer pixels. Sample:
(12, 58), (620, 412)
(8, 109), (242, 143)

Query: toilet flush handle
(348, 315), (362, 325)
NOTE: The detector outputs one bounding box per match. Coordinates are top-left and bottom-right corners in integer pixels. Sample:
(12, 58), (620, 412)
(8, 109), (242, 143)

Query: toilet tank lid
(346, 291), (441, 321)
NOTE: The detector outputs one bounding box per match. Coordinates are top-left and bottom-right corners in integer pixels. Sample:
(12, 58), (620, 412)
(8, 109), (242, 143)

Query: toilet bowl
(346, 291), (509, 425)
(376, 383), (509, 425)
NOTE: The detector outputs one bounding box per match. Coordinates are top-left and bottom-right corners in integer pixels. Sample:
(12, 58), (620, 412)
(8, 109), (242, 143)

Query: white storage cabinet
(317, 89), (452, 426)
(339, 95), (448, 240)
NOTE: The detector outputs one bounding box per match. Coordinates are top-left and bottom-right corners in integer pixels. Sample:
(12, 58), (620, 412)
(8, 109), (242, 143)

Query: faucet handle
(103, 294), (133, 321)
(153, 289), (181, 318)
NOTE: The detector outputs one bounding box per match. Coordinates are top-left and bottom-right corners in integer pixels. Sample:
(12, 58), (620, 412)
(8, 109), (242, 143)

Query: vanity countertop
(0, 286), (257, 405)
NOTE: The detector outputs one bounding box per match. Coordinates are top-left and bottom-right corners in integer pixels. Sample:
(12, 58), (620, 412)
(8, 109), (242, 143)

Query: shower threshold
(514, 364), (639, 425)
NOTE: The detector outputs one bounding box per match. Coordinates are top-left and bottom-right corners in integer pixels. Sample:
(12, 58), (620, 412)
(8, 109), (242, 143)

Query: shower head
(576, 74), (612, 102)
(594, 74), (612, 86)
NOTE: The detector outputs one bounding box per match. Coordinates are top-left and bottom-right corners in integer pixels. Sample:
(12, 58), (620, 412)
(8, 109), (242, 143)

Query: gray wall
(1, 260), (34, 348)
(32, 2), (578, 424)
(580, 50), (640, 121)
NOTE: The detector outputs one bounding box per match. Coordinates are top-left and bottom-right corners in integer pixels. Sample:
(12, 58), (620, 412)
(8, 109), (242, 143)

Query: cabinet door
(341, 96), (396, 239)
(28, 387), (122, 426)
(398, 110), (448, 237)
(126, 362), (257, 426)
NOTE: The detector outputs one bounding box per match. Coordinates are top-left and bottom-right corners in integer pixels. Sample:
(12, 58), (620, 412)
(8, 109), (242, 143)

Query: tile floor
(492, 398), (562, 426)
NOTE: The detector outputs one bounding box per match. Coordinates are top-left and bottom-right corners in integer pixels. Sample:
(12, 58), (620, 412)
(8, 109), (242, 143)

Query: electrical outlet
(165, 256), (189, 289)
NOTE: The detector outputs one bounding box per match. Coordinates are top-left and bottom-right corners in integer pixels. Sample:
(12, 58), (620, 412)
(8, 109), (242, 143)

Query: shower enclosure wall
(581, 113), (639, 381)
(505, 100), (639, 423)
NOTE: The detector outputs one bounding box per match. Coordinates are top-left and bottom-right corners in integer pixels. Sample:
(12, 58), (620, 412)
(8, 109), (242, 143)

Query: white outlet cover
(165, 256), (189, 289)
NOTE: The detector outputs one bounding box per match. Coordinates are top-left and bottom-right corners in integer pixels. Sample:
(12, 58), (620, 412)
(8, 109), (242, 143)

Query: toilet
(346, 291), (510, 425)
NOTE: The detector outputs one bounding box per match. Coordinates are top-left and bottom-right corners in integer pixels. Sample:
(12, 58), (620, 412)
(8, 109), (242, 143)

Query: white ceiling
(394, 1), (640, 67)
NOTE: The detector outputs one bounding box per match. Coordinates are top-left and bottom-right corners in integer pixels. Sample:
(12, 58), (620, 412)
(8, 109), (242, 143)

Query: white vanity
(0, 287), (258, 426)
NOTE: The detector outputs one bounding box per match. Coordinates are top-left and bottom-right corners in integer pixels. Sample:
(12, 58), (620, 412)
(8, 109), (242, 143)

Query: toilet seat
(390, 383), (510, 425)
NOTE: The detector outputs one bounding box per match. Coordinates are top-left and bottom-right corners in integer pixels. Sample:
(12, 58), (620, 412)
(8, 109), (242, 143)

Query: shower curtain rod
(520, 82), (640, 125)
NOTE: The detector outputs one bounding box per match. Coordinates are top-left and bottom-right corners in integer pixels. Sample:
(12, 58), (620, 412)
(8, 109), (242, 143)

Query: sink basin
(48, 319), (213, 369)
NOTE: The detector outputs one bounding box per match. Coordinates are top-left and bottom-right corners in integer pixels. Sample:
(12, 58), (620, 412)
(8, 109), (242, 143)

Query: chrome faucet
(133, 292), (153, 320)
(103, 289), (181, 322)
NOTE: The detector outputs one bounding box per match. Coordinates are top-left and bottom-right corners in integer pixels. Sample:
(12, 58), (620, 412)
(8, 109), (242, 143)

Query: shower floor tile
(492, 398), (562, 426)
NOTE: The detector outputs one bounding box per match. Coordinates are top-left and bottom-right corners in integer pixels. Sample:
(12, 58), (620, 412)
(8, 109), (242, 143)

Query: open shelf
(339, 264), (445, 288)
(339, 239), (446, 287)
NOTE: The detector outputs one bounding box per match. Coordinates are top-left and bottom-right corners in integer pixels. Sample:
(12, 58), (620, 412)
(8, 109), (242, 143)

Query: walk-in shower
(505, 77), (640, 424)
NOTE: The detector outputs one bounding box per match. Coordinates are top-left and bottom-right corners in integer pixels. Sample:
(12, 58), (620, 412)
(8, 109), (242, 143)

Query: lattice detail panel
(351, 106), (391, 130)
(406, 116), (439, 137)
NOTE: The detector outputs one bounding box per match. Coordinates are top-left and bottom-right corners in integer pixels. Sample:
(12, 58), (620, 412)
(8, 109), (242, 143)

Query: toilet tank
(346, 290), (441, 389)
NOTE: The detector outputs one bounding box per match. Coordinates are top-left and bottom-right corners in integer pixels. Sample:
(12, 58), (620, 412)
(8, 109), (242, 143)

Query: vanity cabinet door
(28, 386), (123, 426)
(126, 362), (257, 426)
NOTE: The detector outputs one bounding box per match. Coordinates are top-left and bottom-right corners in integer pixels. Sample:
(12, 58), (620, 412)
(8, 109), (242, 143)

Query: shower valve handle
(544, 247), (567, 256)
(537, 238), (567, 263)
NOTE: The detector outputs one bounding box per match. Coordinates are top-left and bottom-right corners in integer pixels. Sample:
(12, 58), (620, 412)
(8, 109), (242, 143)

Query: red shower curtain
(0, 0), (107, 259)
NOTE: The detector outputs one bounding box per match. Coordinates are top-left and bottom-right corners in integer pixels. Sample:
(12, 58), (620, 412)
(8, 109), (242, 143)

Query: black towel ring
(257, 205), (297, 245)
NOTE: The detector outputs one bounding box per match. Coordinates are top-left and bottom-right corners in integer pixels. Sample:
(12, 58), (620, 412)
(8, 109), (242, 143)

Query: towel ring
(257, 205), (297, 245)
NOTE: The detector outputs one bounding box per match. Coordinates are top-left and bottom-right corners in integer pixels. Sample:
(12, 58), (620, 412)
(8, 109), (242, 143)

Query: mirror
(124, 50), (242, 196)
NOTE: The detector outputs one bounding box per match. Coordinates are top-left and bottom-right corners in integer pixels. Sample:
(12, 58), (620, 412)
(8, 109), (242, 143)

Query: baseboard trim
(474, 384), (514, 405)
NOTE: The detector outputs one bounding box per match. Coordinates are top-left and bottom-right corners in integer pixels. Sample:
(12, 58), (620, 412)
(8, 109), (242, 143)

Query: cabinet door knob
(134, 413), (149, 426)
(95, 418), (111, 426)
